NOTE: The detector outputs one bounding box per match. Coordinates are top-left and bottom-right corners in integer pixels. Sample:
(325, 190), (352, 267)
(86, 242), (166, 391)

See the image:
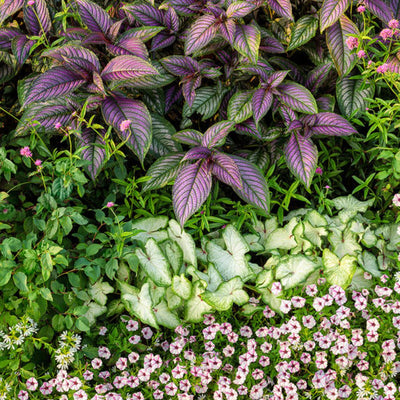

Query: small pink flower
(377, 63), (389, 74)
(357, 50), (366, 58)
(393, 193), (400, 207)
(345, 36), (359, 50)
(380, 28), (393, 40)
(55, 122), (62, 129)
(389, 19), (399, 29)
(106, 201), (114, 208)
(27, 0), (35, 5)
(271, 281), (282, 295)
(34, 159), (42, 166)
(26, 377), (38, 391)
(357, 5), (365, 13)
(99, 326), (107, 335)
(315, 167), (323, 175)
(119, 119), (131, 131)
(18, 390), (29, 400)
(20, 146), (32, 158)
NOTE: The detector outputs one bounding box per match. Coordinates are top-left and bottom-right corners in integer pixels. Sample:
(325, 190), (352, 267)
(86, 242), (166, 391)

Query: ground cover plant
(1, 0), (400, 399)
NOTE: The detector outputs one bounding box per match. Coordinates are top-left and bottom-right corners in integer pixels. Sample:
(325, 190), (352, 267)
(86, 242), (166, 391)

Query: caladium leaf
(123, 3), (164, 26)
(160, 55), (199, 76)
(184, 280), (212, 323)
(129, 216), (169, 244)
(326, 15), (359, 76)
(142, 153), (186, 192)
(266, 0), (293, 21)
(101, 55), (158, 82)
(182, 146), (212, 161)
(150, 113), (180, 157)
(320, 0), (350, 32)
(24, 67), (86, 106)
(11, 35), (35, 65)
(172, 274), (192, 300)
(287, 15), (318, 51)
(233, 24), (261, 64)
(101, 96), (152, 164)
(202, 120), (235, 148)
(285, 132), (318, 187)
(89, 279), (113, 306)
(301, 112), (357, 136)
(172, 160), (212, 227)
(277, 82), (318, 114)
(75, 0), (112, 34)
(227, 91), (253, 123)
(331, 195), (374, 222)
(77, 128), (106, 180)
(0, 0), (24, 26)
(263, 217), (298, 251)
(211, 151), (242, 189)
(153, 300), (181, 329)
(230, 155), (269, 214)
(173, 129), (202, 146)
(202, 277), (249, 311)
(23, 0), (51, 35)
(364, 0), (393, 24)
(252, 88), (273, 124)
(323, 249), (357, 289)
(336, 76), (375, 118)
(185, 14), (218, 55)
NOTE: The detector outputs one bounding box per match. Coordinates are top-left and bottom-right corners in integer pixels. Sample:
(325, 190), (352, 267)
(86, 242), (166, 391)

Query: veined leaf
(364, 0), (393, 24)
(0, 28), (22, 50)
(183, 86), (226, 120)
(211, 152), (242, 189)
(185, 14), (218, 55)
(233, 24), (261, 64)
(150, 113), (180, 157)
(277, 82), (317, 114)
(172, 160), (212, 227)
(173, 129), (202, 146)
(287, 15), (318, 51)
(252, 88), (273, 124)
(226, 1), (256, 18)
(182, 147), (212, 161)
(202, 120), (235, 148)
(305, 62), (332, 93)
(227, 91), (253, 123)
(123, 3), (164, 26)
(266, 0), (294, 20)
(11, 35), (35, 65)
(78, 128), (106, 180)
(167, 219), (197, 268)
(75, 0), (112, 34)
(23, 0), (51, 35)
(108, 36), (148, 59)
(184, 280), (212, 323)
(320, 0), (350, 32)
(285, 132), (318, 187)
(323, 249), (357, 289)
(160, 55), (199, 76)
(130, 216), (169, 244)
(172, 274), (192, 300)
(153, 300), (181, 329)
(263, 217), (298, 251)
(301, 112), (357, 136)
(0, 0), (24, 26)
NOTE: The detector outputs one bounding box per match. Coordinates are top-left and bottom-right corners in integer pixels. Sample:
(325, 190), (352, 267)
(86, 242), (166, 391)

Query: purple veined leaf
(227, 90), (253, 123)
(229, 155), (269, 214)
(236, 119), (264, 140)
(151, 31), (176, 51)
(387, 55), (400, 73)
(0, 28), (23, 50)
(300, 112), (357, 136)
(173, 129), (203, 146)
(252, 88), (273, 125)
(91, 71), (106, 94)
(160, 56), (199, 76)
(75, 0), (112, 34)
(107, 37), (149, 59)
(11, 35), (35, 65)
(123, 3), (164, 26)
(269, 56), (305, 84)
(122, 26), (165, 42)
(15, 98), (76, 136)
(77, 128), (107, 180)
(0, 61), (16, 84)
(42, 44), (101, 74)
(211, 151), (242, 189)
(226, 1), (256, 18)
(86, 95), (104, 112)
(259, 34), (285, 54)
(184, 14), (219, 55)
(287, 15), (319, 51)
(279, 103), (297, 124)
(0, 0), (24, 26)
(202, 120), (236, 148)
(316, 95), (335, 112)
(182, 75), (201, 107)
(277, 82), (318, 114)
(107, 19), (124, 41)
(237, 64), (270, 82)
(201, 67), (222, 79)
(266, 0), (293, 21)
(24, 67), (86, 107)
(320, 0), (350, 33)
(165, 84), (183, 113)
(172, 159), (213, 227)
(267, 70), (289, 87)
(149, 113), (181, 157)
(101, 95), (152, 164)
(168, 0), (207, 16)
(390, 0), (400, 20)
(364, 0), (393, 24)
(82, 31), (107, 45)
(23, 0), (51, 36)
(326, 15), (359, 77)
(287, 119), (303, 132)
(305, 62), (332, 93)
(219, 19), (236, 44)
(60, 27), (88, 41)
(233, 24), (261, 64)
(284, 132), (318, 187)
(182, 146), (212, 161)
(142, 152), (186, 192)
(164, 6), (180, 32)
(101, 55), (158, 82)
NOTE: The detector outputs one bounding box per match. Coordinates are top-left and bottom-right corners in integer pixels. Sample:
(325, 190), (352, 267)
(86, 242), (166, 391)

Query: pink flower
(106, 201), (114, 208)
(271, 281), (282, 295)
(18, 390), (29, 400)
(55, 122), (62, 129)
(20, 146), (32, 158)
(26, 377), (38, 391)
(389, 19), (399, 29)
(357, 5), (365, 13)
(315, 167), (323, 175)
(380, 28), (393, 40)
(27, 0), (35, 5)
(91, 358), (103, 369)
(119, 119), (131, 131)
(345, 36), (359, 50)
(34, 159), (42, 166)
(377, 63), (389, 74)
(99, 326), (107, 335)
(393, 193), (400, 207)
(357, 50), (366, 58)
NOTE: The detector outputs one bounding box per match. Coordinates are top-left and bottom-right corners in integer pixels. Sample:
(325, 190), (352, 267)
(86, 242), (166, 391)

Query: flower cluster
(54, 331), (82, 370)
(0, 317), (37, 351)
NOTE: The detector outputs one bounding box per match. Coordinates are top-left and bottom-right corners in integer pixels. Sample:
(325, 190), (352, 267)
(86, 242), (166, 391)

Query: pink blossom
(34, 159), (42, 166)
(345, 36), (359, 50)
(18, 390), (29, 400)
(377, 63), (390, 74)
(27, 0), (35, 5)
(106, 201), (114, 208)
(315, 167), (323, 175)
(389, 19), (399, 29)
(271, 281), (282, 295)
(119, 119), (131, 131)
(55, 122), (62, 129)
(393, 193), (400, 206)
(20, 146), (32, 158)
(26, 377), (38, 391)
(357, 49), (366, 58)
(380, 28), (393, 40)
(357, 5), (365, 13)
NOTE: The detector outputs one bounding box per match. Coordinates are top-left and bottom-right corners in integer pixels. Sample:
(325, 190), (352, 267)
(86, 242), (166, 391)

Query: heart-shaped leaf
(184, 280), (213, 323)
(172, 274), (192, 300)
(323, 249), (357, 289)
(153, 300), (181, 329)
(130, 216), (169, 244)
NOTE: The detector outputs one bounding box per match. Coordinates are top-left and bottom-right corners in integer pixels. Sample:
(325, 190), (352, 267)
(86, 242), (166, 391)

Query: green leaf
(0, 267), (12, 286)
(184, 280), (213, 323)
(86, 243), (102, 257)
(39, 287), (53, 301)
(167, 220), (197, 268)
(40, 252), (53, 281)
(287, 15), (318, 51)
(13, 271), (28, 292)
(233, 24), (261, 64)
(171, 274), (192, 300)
(52, 314), (64, 331)
(323, 248), (357, 288)
(135, 238), (172, 287)
(89, 279), (114, 306)
(201, 277), (249, 311)
(153, 300), (181, 329)
(83, 302), (107, 325)
(263, 217), (298, 251)
(332, 195), (374, 223)
(328, 228), (361, 258)
(76, 316), (91, 332)
(52, 177), (73, 202)
(227, 91), (253, 124)
(183, 86), (226, 120)
(163, 241), (184, 274)
(105, 258), (119, 280)
(358, 251), (382, 278)
(130, 217), (169, 243)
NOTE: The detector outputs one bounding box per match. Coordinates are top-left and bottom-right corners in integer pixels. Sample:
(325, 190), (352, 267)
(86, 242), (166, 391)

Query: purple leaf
(279, 103), (297, 124)
(390, 0), (400, 19)
(173, 129), (202, 146)
(364, 0), (393, 24)
(0, 0), (24, 26)
(227, 91), (253, 123)
(182, 75), (201, 107)
(235, 119), (264, 140)
(165, 84), (183, 113)
(305, 62), (332, 93)
(269, 56), (305, 84)
(123, 4), (164, 26)
(233, 24), (261, 64)
(101, 96), (152, 164)
(211, 151), (242, 189)
(60, 27), (88, 41)
(75, 0), (112, 34)
(316, 95), (335, 112)
(219, 19), (236, 44)
(160, 56), (199, 76)
(42, 44), (101, 75)
(101, 55), (158, 82)
(172, 160), (212, 227)
(142, 153), (187, 192)
(301, 112), (357, 136)
(267, 70), (289, 87)
(185, 14), (218, 55)
(320, 0), (350, 32)
(266, 0), (293, 21)
(182, 146), (212, 161)
(168, 0), (206, 16)
(24, 67), (86, 106)
(260, 35), (285, 53)
(0, 62), (16, 84)
(252, 88), (273, 124)
(91, 71), (105, 94)
(16, 99), (75, 136)
(326, 15), (359, 76)
(0, 28), (23, 50)
(202, 120), (235, 148)
(78, 128), (107, 180)
(151, 32), (176, 51)
(82, 31), (107, 45)
(164, 6), (180, 32)
(284, 132), (318, 187)
(122, 26), (165, 42)
(226, 1), (256, 18)
(107, 37), (148, 59)
(12, 35), (35, 65)
(107, 19), (124, 41)
(277, 82), (318, 114)
(229, 155), (269, 213)
(23, 0), (51, 35)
